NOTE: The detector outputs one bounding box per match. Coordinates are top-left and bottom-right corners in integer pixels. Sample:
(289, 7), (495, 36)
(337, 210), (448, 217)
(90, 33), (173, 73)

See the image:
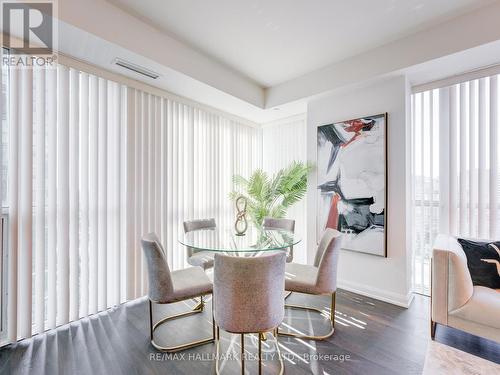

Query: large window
(411, 74), (500, 295)
(1, 58), (261, 344)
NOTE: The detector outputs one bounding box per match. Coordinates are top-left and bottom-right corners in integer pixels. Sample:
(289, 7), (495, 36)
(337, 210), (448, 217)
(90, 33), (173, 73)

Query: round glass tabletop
(178, 226), (301, 253)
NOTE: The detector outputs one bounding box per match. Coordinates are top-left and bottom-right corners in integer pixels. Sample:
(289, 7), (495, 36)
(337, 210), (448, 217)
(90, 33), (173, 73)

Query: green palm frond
(229, 161), (313, 226)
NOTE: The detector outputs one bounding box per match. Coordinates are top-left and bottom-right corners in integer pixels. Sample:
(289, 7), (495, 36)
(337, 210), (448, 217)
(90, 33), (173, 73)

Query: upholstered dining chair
(213, 252), (286, 375)
(183, 218), (216, 271)
(278, 228), (342, 340)
(141, 233), (215, 352)
(262, 217), (296, 263)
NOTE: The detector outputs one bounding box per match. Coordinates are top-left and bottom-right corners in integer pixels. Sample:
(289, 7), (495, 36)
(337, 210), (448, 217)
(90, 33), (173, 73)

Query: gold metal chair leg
(215, 328), (284, 375)
(278, 292), (336, 340)
(241, 334), (245, 375)
(192, 295), (205, 312)
(258, 333), (262, 375)
(215, 325), (221, 375)
(149, 296), (215, 352)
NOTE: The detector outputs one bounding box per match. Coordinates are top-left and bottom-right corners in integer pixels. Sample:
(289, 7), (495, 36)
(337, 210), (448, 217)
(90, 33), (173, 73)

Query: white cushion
(171, 267), (212, 301)
(449, 286), (500, 329)
(285, 263), (320, 294)
(187, 251), (214, 270)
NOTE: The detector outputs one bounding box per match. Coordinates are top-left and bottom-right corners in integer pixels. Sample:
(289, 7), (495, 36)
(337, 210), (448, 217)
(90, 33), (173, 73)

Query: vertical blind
(411, 74), (500, 294)
(262, 117), (307, 264)
(1, 62), (261, 343)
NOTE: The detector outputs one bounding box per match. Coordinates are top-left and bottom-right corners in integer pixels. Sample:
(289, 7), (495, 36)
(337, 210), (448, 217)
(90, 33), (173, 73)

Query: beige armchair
(431, 234), (500, 343)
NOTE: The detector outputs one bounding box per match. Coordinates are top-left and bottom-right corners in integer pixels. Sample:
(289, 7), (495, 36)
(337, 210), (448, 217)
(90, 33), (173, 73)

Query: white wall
(262, 115), (308, 264)
(306, 76), (413, 307)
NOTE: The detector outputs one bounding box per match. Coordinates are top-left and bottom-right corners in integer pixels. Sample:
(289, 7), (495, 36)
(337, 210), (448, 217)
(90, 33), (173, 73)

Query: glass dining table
(178, 225), (301, 256)
(178, 224), (300, 346)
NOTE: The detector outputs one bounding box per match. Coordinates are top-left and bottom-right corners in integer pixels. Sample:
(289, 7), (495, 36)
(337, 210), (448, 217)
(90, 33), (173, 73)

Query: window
(411, 75), (500, 295)
(1, 58), (261, 343)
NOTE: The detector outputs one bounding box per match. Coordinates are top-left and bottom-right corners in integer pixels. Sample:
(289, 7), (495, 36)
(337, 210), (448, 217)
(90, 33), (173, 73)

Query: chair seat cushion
(449, 286), (500, 329)
(170, 266), (213, 301)
(285, 263), (323, 294)
(187, 251), (215, 270)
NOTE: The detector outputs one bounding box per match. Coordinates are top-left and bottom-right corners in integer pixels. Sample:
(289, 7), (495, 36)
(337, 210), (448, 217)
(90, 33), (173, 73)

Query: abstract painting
(317, 113), (387, 257)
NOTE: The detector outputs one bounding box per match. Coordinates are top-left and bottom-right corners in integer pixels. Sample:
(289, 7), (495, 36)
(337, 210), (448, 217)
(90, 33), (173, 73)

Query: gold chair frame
(148, 293), (215, 352)
(215, 326), (284, 375)
(277, 291), (336, 340)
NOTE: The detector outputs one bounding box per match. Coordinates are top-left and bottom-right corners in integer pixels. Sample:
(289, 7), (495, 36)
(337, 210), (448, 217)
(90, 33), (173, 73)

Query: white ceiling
(108, 0), (495, 87)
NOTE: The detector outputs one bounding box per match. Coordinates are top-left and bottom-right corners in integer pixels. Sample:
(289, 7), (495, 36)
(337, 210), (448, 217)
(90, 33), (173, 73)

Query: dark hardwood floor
(0, 290), (498, 374)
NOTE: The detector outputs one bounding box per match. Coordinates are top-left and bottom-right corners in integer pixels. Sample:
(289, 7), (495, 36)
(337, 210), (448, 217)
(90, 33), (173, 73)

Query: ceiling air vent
(114, 58), (160, 79)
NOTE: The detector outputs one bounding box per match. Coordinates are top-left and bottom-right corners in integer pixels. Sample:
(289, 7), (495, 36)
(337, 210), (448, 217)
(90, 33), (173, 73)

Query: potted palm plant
(230, 161), (312, 228)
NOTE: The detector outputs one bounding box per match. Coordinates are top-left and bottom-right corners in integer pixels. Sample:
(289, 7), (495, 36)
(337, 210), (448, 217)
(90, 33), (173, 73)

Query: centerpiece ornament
(234, 196), (248, 236)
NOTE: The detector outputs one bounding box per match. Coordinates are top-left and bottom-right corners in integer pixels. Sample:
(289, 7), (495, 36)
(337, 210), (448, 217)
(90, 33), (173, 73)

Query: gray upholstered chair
(278, 228), (342, 340)
(213, 252), (286, 375)
(263, 217), (296, 263)
(183, 218), (216, 270)
(141, 233), (215, 352)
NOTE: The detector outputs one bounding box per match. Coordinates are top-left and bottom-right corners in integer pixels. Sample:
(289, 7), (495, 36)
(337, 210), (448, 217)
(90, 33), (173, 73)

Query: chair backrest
(314, 228), (342, 294)
(214, 252), (286, 334)
(262, 217), (295, 232)
(183, 218), (217, 257)
(263, 217), (295, 261)
(141, 233), (174, 303)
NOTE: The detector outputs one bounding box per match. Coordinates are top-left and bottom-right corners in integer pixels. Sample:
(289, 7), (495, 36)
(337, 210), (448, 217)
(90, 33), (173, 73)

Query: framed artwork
(317, 113), (387, 257)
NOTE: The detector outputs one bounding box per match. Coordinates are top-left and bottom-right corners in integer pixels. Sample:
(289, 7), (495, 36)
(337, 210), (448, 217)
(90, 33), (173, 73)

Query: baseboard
(338, 279), (414, 308)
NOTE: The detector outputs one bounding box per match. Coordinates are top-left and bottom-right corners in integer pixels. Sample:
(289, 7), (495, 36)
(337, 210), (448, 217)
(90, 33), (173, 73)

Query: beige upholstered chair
(213, 252), (286, 375)
(431, 235), (500, 343)
(263, 217), (296, 263)
(141, 233), (215, 352)
(183, 218), (216, 270)
(278, 228), (342, 340)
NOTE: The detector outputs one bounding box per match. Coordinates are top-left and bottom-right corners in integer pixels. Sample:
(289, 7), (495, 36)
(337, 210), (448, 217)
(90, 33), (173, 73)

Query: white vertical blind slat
(57, 65), (70, 326)
(107, 82), (120, 307)
(134, 90), (142, 299)
(46, 67), (57, 330)
(160, 98), (167, 248)
(490, 75), (498, 239)
(449, 85), (459, 235)
(469, 81), (478, 238)
(119, 85), (128, 303)
(69, 68), (80, 322)
(154, 97), (161, 237)
(429, 91), (435, 257)
(34, 66), (46, 334)
(88, 74), (99, 315)
(478, 78), (488, 238)
(459, 83), (468, 235)
(438, 88), (450, 235)
(18, 66), (33, 338)
(79, 72), (90, 318)
(125, 87), (136, 300)
(7, 66), (19, 341)
(141, 93), (149, 294)
(97, 78), (108, 311)
(166, 99), (174, 269)
(171, 102), (178, 269)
